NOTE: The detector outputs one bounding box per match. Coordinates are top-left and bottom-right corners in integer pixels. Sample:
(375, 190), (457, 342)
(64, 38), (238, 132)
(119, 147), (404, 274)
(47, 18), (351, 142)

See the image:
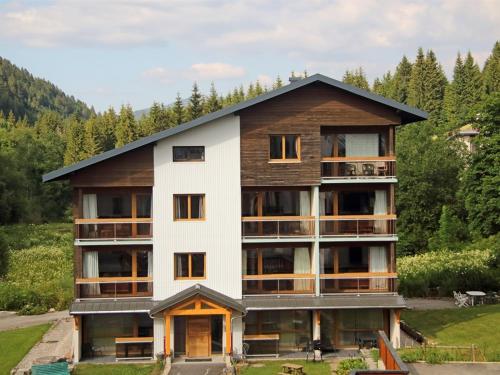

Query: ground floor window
(244, 310), (312, 354)
(82, 313), (153, 359)
(320, 309), (386, 348)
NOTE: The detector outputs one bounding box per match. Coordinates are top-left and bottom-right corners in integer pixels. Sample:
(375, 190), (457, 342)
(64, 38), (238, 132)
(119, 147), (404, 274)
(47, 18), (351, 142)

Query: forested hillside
(0, 42), (499, 257)
(0, 57), (94, 122)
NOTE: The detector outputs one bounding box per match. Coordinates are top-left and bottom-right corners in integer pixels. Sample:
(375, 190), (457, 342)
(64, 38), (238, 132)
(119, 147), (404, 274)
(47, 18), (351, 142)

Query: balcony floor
(75, 239), (153, 246)
(321, 177), (397, 184)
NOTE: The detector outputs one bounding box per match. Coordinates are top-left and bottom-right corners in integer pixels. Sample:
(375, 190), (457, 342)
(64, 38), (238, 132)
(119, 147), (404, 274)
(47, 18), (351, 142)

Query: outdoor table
(466, 291), (486, 306)
(282, 363), (304, 374)
(243, 334), (280, 358)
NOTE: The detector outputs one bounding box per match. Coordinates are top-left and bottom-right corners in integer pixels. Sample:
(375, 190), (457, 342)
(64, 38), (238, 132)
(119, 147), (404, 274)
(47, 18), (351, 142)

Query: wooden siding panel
(240, 82), (401, 186)
(70, 146), (154, 187)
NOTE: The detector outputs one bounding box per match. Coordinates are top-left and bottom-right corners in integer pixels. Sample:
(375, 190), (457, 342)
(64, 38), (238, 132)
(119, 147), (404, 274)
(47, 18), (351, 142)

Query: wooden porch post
(164, 313), (171, 356)
(225, 312), (232, 355)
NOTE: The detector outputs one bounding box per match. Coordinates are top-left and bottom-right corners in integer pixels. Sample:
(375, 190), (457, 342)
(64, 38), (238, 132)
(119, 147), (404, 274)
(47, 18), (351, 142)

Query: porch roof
(242, 294), (406, 310)
(70, 299), (156, 314)
(150, 284), (245, 315)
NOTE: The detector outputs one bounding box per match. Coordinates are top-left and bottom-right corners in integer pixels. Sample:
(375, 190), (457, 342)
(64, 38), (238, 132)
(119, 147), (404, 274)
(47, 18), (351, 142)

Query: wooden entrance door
(186, 317), (211, 357)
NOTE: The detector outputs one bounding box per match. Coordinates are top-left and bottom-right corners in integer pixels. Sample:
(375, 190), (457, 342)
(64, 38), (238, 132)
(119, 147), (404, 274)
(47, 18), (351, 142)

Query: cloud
(142, 63), (245, 84)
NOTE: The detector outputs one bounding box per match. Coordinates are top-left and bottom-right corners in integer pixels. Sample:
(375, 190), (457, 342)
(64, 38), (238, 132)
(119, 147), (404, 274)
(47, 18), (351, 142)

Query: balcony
(76, 277), (153, 299)
(242, 216), (315, 240)
(320, 273), (397, 294)
(75, 218), (153, 244)
(242, 274), (315, 296)
(319, 215), (396, 239)
(321, 157), (396, 182)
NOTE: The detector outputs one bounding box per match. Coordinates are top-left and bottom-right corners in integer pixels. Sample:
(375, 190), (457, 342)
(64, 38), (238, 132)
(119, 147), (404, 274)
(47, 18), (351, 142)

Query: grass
(0, 323), (52, 375)
(240, 360), (331, 375)
(401, 304), (500, 361)
(73, 363), (161, 375)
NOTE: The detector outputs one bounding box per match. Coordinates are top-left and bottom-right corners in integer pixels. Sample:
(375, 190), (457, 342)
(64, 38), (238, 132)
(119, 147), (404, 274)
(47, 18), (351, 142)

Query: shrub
(336, 358), (368, 375)
(397, 248), (497, 297)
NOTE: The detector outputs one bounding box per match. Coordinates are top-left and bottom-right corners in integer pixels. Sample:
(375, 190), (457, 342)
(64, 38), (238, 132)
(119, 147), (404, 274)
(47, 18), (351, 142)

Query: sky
(0, 0), (499, 112)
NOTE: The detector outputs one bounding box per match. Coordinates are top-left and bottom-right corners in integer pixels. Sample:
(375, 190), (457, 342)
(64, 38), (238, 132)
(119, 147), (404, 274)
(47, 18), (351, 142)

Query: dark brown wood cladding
(239, 82), (401, 186)
(70, 145), (154, 187)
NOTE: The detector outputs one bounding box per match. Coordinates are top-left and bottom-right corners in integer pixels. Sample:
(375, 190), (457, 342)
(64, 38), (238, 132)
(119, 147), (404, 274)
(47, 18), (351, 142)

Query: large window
(320, 189), (388, 216)
(243, 247), (311, 275)
(174, 253), (206, 279)
(321, 131), (387, 158)
(174, 194), (205, 220)
(269, 135), (300, 161)
(242, 190), (310, 217)
(320, 246), (387, 274)
(173, 146), (205, 162)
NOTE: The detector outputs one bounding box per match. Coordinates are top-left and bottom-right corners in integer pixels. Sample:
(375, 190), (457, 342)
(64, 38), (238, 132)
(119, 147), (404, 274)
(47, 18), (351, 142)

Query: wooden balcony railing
(321, 157), (396, 179)
(320, 272), (397, 294)
(319, 215), (396, 237)
(241, 216), (315, 239)
(377, 330), (410, 374)
(75, 218), (153, 241)
(75, 277), (153, 299)
(242, 274), (315, 295)
(115, 337), (154, 360)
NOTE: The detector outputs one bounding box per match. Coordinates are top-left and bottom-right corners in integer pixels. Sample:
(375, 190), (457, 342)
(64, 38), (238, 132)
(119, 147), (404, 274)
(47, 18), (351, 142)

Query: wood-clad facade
(239, 82), (401, 186)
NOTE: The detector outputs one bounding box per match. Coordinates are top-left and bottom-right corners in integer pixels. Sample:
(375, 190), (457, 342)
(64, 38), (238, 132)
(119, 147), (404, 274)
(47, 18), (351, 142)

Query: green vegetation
(370, 348), (380, 364)
(0, 323), (52, 375)
(401, 305), (500, 361)
(336, 358), (368, 375)
(72, 363), (161, 375)
(0, 223), (73, 314)
(397, 244), (498, 297)
(240, 360), (331, 375)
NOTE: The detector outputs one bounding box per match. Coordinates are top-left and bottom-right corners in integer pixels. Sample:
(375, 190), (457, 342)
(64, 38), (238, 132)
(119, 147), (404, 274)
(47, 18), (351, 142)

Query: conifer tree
(273, 75), (284, 89)
(6, 111), (16, 129)
(408, 48), (426, 109)
(391, 56), (412, 103)
(255, 80), (264, 96)
(64, 116), (85, 165)
(205, 82), (222, 113)
(173, 93), (185, 125)
(187, 82), (203, 121)
(82, 116), (102, 158)
(482, 41), (500, 95)
(247, 83), (256, 99)
(99, 108), (118, 151)
(238, 85), (245, 102)
(342, 67), (370, 90)
(372, 71), (393, 97)
(115, 104), (137, 148)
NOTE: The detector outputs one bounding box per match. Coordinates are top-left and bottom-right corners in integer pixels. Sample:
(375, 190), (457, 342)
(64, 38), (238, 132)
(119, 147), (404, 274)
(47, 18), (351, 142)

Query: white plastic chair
(453, 291), (470, 308)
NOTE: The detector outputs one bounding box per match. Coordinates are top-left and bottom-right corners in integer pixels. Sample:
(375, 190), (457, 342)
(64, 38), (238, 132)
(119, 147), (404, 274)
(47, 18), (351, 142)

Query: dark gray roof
(69, 299), (156, 314)
(150, 284), (245, 315)
(43, 73), (428, 183)
(242, 294), (406, 310)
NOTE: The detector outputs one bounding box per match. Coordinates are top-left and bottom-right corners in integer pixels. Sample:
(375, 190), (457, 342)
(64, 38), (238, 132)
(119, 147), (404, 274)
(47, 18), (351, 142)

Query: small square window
(269, 135), (300, 161)
(174, 253), (206, 279)
(173, 146), (205, 162)
(174, 194), (205, 220)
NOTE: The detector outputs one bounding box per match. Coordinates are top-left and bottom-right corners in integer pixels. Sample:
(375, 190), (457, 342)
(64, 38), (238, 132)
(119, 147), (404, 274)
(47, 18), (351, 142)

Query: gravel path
(405, 298), (456, 310)
(0, 310), (69, 331)
(12, 317), (73, 374)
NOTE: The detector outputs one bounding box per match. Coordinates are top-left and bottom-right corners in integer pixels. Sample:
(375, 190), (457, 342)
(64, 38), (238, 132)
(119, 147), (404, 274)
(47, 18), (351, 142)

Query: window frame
(174, 252), (206, 280)
(172, 146), (205, 162)
(269, 135), (301, 162)
(173, 194), (206, 221)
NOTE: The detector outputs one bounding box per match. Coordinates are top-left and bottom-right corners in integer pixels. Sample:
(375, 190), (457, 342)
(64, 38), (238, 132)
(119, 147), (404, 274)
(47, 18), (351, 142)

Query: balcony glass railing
(321, 157), (396, 179)
(242, 274), (315, 295)
(75, 218), (153, 241)
(76, 277), (153, 299)
(319, 215), (396, 237)
(320, 273), (397, 294)
(241, 216), (315, 239)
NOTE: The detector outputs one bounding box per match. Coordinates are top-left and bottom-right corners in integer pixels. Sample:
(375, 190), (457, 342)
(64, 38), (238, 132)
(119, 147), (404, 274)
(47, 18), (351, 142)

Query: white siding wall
(153, 115), (242, 300)
(153, 317), (165, 356)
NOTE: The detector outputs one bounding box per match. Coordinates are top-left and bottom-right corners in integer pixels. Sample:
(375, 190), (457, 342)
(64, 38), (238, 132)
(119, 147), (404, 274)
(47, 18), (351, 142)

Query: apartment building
(43, 74), (427, 362)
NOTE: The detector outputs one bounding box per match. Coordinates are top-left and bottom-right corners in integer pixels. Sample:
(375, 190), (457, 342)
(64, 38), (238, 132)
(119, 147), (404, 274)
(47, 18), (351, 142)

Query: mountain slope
(0, 57), (94, 121)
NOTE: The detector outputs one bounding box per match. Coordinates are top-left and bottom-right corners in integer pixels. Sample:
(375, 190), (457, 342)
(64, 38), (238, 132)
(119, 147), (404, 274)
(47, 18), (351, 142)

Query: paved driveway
(408, 363), (500, 374)
(0, 310), (70, 331)
(170, 363), (226, 375)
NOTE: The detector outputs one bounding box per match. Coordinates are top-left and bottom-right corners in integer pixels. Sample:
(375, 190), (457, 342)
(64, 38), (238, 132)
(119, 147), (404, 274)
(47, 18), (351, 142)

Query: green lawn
(73, 363), (160, 375)
(240, 360), (331, 375)
(402, 304), (500, 361)
(0, 323), (52, 375)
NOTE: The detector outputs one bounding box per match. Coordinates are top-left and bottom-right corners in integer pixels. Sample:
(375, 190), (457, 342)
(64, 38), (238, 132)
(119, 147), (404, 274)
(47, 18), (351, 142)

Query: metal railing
(75, 218), (152, 241)
(241, 216), (315, 239)
(320, 273), (397, 294)
(319, 215), (396, 237)
(76, 277), (153, 299)
(321, 158), (396, 179)
(242, 274), (315, 295)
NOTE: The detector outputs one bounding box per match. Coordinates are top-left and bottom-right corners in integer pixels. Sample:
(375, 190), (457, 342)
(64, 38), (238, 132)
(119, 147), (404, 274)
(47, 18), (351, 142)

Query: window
(173, 146), (205, 162)
(174, 194), (205, 220)
(174, 253), (206, 279)
(269, 135), (300, 161)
